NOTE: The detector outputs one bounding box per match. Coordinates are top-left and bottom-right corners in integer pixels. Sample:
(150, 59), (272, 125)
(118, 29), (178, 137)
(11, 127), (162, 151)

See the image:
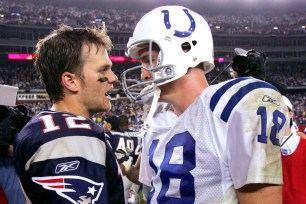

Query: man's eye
(99, 68), (108, 73)
(142, 59), (149, 63)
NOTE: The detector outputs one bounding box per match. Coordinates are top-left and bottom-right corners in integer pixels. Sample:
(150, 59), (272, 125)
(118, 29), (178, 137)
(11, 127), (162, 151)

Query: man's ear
(61, 72), (79, 92)
(107, 123), (113, 131)
(104, 122), (112, 131)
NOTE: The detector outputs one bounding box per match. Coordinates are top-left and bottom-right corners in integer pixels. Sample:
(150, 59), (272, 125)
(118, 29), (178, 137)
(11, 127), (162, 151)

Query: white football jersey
(140, 102), (178, 186)
(141, 77), (289, 204)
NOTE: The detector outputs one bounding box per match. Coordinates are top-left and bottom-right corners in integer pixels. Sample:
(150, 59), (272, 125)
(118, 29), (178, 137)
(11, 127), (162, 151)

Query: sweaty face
(79, 44), (118, 116)
(138, 47), (160, 81)
(138, 46), (174, 102)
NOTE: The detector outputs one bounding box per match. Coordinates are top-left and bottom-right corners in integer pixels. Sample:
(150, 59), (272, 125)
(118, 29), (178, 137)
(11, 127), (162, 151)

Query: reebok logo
(55, 160), (80, 174)
(262, 95), (280, 106)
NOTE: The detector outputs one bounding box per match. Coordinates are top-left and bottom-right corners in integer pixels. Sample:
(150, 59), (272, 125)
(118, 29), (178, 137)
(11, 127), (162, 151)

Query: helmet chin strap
(137, 87), (161, 138)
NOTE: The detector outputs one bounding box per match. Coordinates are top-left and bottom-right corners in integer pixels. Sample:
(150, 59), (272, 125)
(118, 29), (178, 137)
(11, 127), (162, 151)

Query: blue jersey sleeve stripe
(210, 77), (250, 111)
(220, 81), (279, 122)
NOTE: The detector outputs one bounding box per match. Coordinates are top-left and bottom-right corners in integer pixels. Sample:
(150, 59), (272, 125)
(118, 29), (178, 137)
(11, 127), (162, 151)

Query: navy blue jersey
(14, 110), (125, 204)
(105, 130), (140, 165)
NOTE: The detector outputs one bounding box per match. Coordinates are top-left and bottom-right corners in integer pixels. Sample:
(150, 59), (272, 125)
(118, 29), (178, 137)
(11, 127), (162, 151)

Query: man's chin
(90, 106), (111, 117)
(101, 103), (112, 112)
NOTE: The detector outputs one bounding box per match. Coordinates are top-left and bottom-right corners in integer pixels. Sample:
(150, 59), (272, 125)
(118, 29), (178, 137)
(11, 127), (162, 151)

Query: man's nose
(141, 68), (153, 81)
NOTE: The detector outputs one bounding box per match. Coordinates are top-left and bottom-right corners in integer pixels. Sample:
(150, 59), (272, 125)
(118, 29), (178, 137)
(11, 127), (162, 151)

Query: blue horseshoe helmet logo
(162, 9), (196, 38)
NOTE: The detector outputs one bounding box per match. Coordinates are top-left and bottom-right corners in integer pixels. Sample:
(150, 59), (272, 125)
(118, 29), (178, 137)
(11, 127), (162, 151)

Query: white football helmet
(121, 5), (215, 102)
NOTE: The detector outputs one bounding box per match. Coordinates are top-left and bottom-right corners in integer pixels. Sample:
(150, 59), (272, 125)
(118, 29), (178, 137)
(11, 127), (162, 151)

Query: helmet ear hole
(181, 42), (191, 53)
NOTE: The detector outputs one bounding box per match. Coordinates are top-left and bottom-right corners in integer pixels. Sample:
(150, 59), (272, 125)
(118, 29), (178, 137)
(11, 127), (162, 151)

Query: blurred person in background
(231, 48), (266, 81)
(119, 114), (142, 204)
(0, 104), (30, 204)
(281, 96), (306, 204)
(119, 114), (132, 132)
(104, 115), (138, 203)
(13, 25), (125, 203)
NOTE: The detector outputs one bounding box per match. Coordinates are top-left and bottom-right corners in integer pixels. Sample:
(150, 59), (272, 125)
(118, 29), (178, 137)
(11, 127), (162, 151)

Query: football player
(104, 115), (141, 204)
(13, 25), (125, 203)
(121, 5), (290, 203)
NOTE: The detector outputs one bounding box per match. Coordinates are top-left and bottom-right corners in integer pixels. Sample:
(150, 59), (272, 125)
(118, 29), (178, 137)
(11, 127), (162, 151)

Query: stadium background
(0, 0), (305, 131)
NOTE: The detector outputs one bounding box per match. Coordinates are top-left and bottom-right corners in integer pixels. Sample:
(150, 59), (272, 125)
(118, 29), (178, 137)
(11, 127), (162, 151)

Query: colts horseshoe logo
(162, 9), (196, 38)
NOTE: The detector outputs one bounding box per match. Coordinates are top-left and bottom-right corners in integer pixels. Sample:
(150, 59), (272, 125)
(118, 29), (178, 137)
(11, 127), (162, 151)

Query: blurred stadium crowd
(1, 61), (305, 127)
(1, 62), (305, 90)
(0, 0), (305, 35)
(0, 0), (305, 128)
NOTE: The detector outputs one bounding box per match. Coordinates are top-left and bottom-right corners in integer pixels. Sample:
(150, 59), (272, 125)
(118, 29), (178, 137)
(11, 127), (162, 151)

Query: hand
(115, 149), (133, 173)
(297, 131), (306, 139)
(115, 148), (131, 161)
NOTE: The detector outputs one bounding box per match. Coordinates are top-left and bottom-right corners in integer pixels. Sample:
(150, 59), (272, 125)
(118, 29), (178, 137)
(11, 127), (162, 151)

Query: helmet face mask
(121, 5), (215, 102)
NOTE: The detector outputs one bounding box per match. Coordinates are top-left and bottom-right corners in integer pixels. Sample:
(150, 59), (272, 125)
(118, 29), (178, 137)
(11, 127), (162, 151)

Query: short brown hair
(34, 25), (112, 103)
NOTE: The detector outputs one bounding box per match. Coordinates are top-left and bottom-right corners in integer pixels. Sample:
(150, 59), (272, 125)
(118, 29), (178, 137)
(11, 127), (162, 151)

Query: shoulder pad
(209, 77), (279, 122)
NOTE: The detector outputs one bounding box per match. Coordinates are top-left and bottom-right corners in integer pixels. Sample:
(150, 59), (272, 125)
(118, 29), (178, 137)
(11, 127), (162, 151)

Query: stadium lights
(8, 53), (224, 63)
(7, 53), (139, 63)
(8, 54), (34, 60)
(218, 58), (224, 63)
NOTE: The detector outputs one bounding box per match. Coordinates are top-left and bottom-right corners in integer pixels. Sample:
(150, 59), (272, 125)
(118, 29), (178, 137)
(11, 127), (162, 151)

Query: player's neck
(50, 99), (90, 119)
(161, 68), (208, 115)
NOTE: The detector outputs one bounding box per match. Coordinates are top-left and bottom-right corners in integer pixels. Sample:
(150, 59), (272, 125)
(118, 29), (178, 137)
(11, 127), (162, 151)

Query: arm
(237, 184), (282, 204)
(223, 84), (288, 202)
(297, 131), (306, 139)
(125, 154), (141, 185)
(115, 148), (142, 185)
